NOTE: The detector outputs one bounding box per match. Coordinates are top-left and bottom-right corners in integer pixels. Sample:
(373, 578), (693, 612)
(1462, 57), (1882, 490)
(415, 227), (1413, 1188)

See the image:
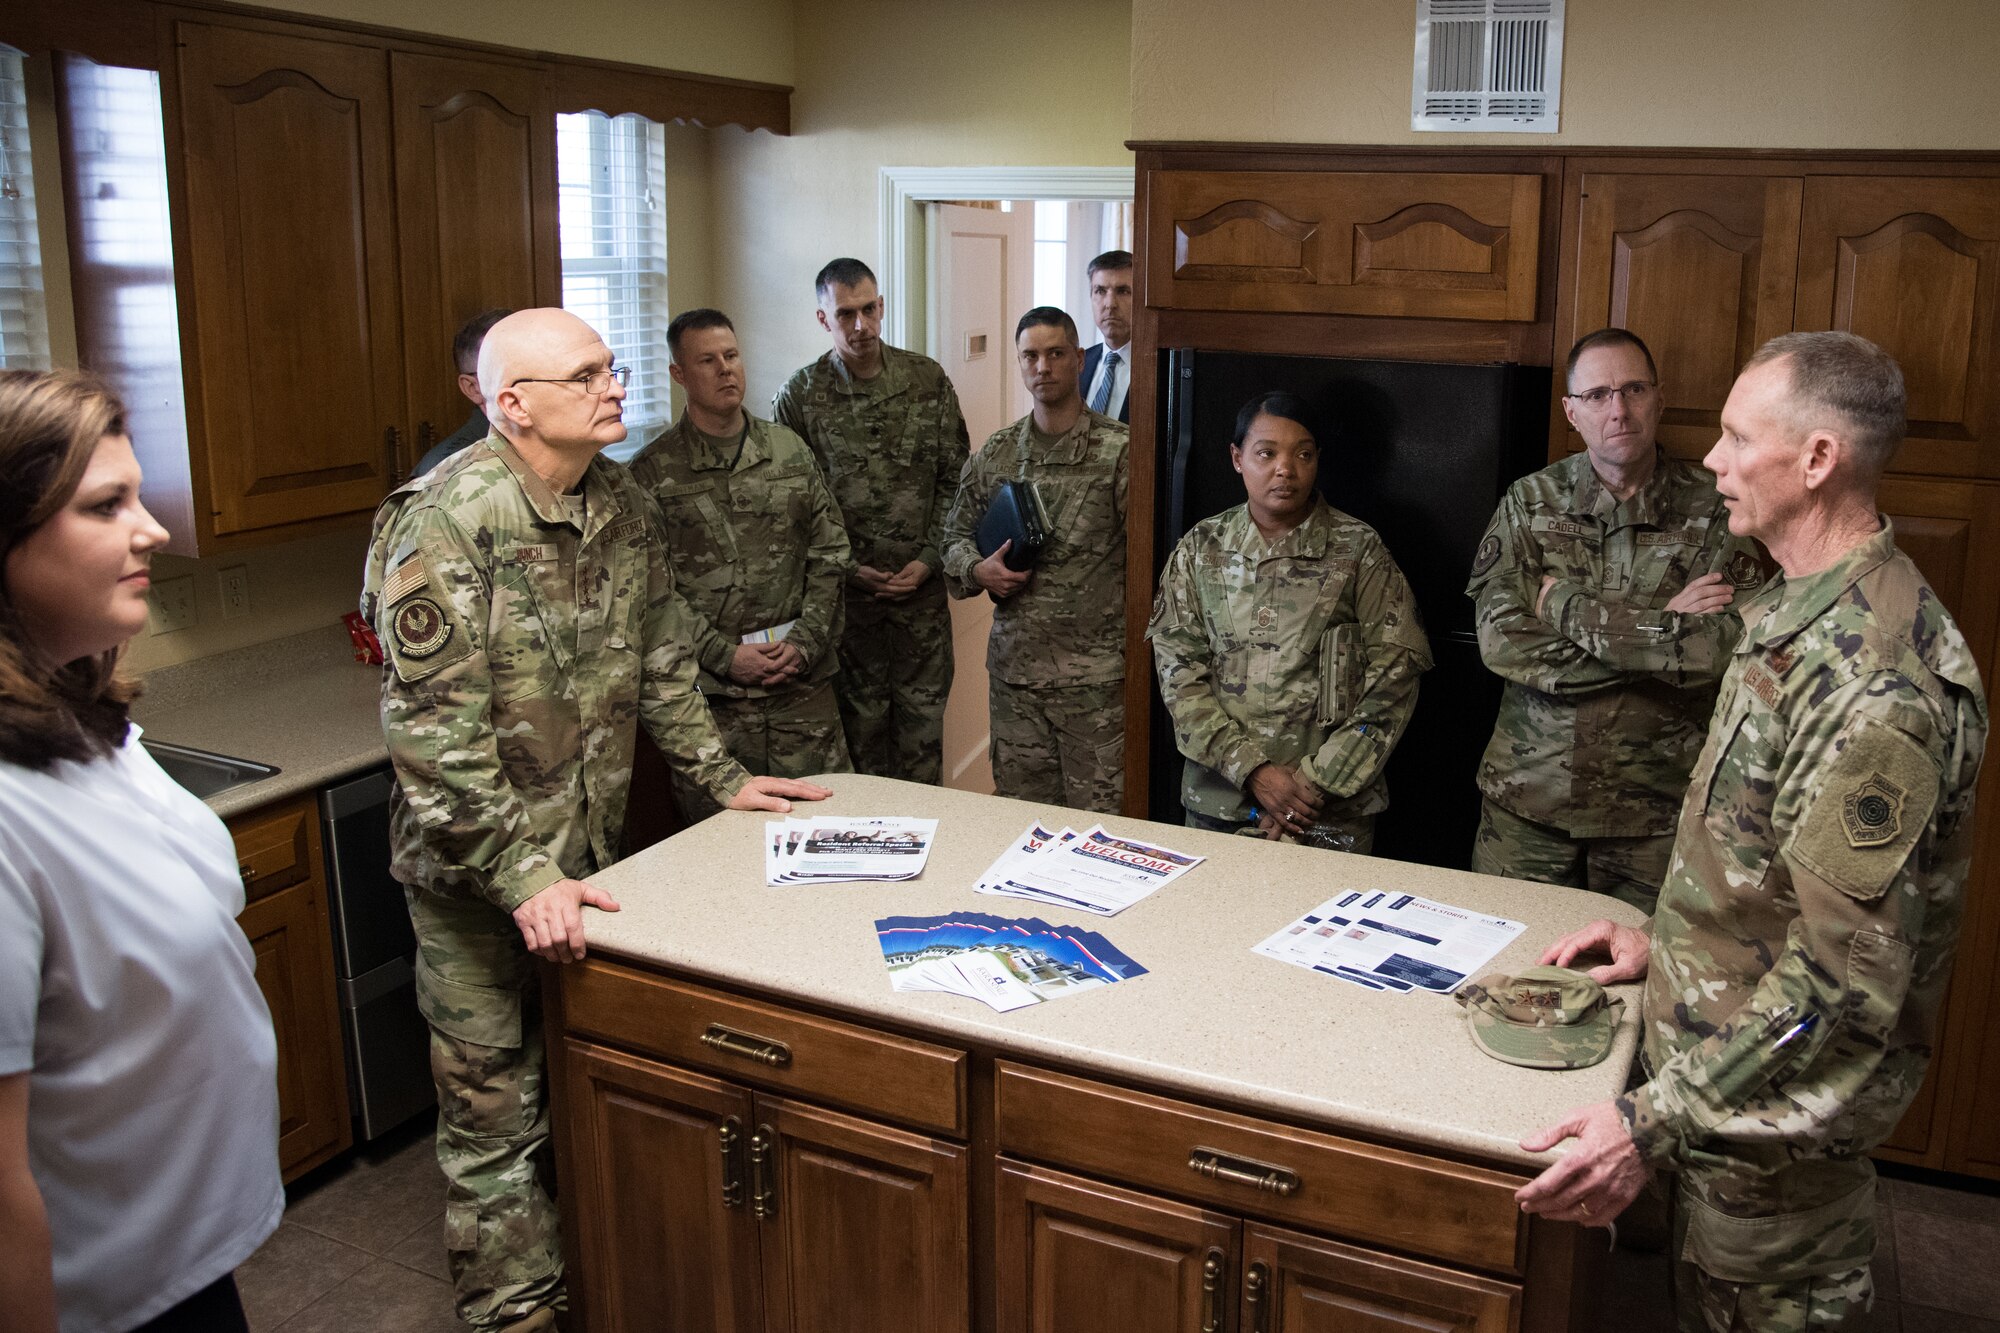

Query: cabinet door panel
(995, 1160), (1238, 1333)
(562, 1042), (761, 1333)
(1557, 171), (1801, 462)
(237, 875), (349, 1179)
(175, 21), (404, 536)
(1797, 177), (2000, 479)
(1241, 1223), (1518, 1333)
(757, 1094), (968, 1333)
(390, 51), (557, 477)
(1149, 170), (1542, 321)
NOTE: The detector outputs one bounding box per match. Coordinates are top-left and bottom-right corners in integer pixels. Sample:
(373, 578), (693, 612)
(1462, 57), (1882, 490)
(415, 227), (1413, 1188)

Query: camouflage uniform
(361, 434), (751, 1330)
(1468, 451), (1760, 912)
(1615, 522), (1986, 1332)
(629, 413), (854, 816)
(772, 345), (969, 785)
(1147, 498), (1432, 852)
(941, 410), (1128, 814)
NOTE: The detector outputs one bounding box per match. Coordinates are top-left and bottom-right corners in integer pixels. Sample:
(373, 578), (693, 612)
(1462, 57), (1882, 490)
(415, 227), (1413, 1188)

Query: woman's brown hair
(0, 368), (142, 769)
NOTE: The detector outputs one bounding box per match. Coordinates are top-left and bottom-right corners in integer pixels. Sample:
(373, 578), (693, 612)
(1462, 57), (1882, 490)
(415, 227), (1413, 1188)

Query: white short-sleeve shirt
(0, 726), (284, 1333)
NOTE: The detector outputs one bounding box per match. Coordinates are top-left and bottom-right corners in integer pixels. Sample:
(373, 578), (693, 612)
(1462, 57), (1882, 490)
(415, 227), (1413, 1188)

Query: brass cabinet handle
(749, 1123), (777, 1220)
(417, 419), (435, 451)
(1188, 1146), (1301, 1198)
(701, 1023), (793, 1068)
(1200, 1250), (1223, 1333)
(1245, 1261), (1269, 1333)
(384, 425), (406, 483)
(719, 1116), (744, 1209)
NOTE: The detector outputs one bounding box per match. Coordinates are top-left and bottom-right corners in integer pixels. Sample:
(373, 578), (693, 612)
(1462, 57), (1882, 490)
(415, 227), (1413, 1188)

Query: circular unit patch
(1472, 535), (1501, 577)
(394, 597), (453, 658)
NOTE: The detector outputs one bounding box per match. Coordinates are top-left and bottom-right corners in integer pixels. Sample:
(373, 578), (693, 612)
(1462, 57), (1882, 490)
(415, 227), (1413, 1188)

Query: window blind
(0, 47), (52, 371)
(558, 110), (669, 461)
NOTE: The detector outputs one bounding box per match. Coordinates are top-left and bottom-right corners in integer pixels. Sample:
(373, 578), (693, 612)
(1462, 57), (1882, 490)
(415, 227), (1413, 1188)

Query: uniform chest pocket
(489, 560), (571, 703)
(739, 469), (812, 535)
(1701, 704), (1784, 888)
(658, 487), (738, 581)
(1039, 466), (1118, 559)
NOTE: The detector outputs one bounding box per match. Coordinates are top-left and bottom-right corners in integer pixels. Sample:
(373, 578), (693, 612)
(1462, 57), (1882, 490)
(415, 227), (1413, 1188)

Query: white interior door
(932, 202), (1034, 793)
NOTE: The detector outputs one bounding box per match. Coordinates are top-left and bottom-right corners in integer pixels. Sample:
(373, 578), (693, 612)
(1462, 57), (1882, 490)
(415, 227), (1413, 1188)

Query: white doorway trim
(877, 165), (1135, 354)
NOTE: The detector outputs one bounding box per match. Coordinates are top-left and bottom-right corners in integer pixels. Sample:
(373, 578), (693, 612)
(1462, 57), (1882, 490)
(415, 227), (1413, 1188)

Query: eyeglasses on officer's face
(1564, 380), (1657, 409)
(509, 365), (631, 396)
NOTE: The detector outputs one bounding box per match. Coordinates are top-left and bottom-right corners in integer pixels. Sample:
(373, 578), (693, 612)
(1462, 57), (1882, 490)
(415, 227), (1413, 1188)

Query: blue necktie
(1089, 350), (1119, 415)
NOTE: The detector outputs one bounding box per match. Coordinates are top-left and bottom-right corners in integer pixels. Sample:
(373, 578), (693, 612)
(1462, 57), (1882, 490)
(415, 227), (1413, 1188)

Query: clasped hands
(1245, 762), (1324, 840)
(852, 559), (931, 602)
(728, 641), (805, 687)
(513, 776), (831, 964)
(1513, 919), (1653, 1229)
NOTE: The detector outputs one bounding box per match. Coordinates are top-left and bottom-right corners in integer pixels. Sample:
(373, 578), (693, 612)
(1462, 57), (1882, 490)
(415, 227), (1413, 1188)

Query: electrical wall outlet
(149, 575), (196, 634)
(219, 564), (251, 619)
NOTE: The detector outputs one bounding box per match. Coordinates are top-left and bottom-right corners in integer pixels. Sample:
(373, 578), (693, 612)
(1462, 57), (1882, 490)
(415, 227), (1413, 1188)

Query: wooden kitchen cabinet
(1146, 169), (1544, 323)
(228, 793), (352, 1181)
(995, 1160), (1238, 1333)
(162, 19), (558, 548)
(1553, 170), (1803, 461)
(174, 21), (406, 543)
(551, 955), (1594, 1333)
(1797, 176), (2000, 481)
(1551, 162), (2000, 478)
(555, 965), (971, 1333)
(389, 49), (561, 475)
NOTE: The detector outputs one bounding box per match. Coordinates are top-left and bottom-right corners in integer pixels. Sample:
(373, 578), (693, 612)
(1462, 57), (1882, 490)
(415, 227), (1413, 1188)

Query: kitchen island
(548, 774), (1646, 1333)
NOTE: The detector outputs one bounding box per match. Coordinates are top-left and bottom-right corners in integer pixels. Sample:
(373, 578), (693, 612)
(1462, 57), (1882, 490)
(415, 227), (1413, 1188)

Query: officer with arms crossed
(1516, 332), (1987, 1333)
(941, 307), (1128, 814)
(773, 258), (970, 785)
(632, 308), (854, 817)
(363, 309), (829, 1332)
(1468, 328), (1760, 914)
(1149, 391), (1430, 852)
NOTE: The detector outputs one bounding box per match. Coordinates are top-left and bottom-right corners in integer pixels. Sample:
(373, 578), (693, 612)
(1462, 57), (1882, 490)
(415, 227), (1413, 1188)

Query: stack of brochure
(764, 817), (939, 885)
(874, 911), (1147, 1012)
(972, 822), (1205, 917)
(1252, 890), (1526, 993)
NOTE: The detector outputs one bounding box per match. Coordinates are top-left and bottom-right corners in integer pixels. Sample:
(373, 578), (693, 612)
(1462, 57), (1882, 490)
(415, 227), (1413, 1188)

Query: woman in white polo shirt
(0, 370), (282, 1333)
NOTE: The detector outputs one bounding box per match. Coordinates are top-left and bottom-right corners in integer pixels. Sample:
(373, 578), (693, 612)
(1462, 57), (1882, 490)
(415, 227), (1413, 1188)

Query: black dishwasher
(320, 766), (435, 1140)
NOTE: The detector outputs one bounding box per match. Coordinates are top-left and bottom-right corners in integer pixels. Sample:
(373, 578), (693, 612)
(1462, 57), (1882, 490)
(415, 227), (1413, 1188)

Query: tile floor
(236, 1114), (457, 1332)
(240, 1117), (2000, 1332)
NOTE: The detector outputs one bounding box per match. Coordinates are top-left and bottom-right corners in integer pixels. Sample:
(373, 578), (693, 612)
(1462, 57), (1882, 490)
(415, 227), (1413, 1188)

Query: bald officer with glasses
(363, 309), (827, 1332)
(1467, 328), (1762, 913)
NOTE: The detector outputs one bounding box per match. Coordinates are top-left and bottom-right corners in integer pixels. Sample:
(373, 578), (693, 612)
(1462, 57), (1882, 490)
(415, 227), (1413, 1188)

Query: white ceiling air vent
(1412, 0), (1565, 133)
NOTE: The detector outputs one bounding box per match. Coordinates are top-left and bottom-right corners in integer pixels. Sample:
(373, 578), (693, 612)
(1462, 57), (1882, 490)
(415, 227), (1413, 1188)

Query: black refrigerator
(1151, 350), (1551, 870)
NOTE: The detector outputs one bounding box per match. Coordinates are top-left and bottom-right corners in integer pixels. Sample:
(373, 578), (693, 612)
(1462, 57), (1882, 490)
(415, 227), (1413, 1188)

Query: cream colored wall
(1131, 0), (2000, 148)
(243, 0), (794, 85)
(122, 528), (374, 672)
(709, 0), (1135, 410)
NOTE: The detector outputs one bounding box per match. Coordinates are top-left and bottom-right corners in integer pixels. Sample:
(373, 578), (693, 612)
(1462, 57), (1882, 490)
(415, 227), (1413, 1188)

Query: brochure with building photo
(764, 817), (939, 885)
(1252, 890), (1525, 994)
(974, 824), (1204, 916)
(874, 911), (1147, 1012)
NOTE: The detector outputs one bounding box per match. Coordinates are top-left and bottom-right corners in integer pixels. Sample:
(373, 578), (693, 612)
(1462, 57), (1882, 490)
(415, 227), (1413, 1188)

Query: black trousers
(131, 1274), (249, 1333)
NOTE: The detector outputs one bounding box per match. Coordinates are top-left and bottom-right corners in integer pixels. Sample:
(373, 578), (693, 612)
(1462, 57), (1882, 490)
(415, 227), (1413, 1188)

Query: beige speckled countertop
(129, 625), (389, 817)
(586, 774), (1647, 1173)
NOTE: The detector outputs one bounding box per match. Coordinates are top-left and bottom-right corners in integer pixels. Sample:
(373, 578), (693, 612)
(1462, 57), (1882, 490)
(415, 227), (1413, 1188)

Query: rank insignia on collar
(394, 597), (453, 659)
(1841, 773), (1907, 848)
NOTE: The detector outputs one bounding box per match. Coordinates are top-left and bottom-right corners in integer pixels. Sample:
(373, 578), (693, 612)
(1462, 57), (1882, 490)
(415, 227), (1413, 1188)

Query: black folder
(974, 479), (1050, 572)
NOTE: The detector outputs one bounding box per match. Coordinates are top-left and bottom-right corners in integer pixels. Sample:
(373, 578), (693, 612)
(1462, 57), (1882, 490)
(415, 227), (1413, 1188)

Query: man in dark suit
(1078, 249), (1133, 424)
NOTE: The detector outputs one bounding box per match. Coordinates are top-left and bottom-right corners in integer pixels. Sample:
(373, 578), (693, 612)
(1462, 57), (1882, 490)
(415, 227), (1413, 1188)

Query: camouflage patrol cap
(1453, 965), (1624, 1070)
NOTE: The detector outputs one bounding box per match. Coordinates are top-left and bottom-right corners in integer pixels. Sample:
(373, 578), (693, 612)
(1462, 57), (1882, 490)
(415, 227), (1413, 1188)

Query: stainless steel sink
(141, 738), (280, 800)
